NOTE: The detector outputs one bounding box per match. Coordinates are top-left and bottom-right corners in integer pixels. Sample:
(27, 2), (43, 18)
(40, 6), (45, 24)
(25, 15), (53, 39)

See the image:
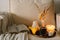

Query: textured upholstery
(0, 12), (16, 33)
(0, 12), (30, 33)
(0, 32), (28, 40)
(0, 12), (29, 40)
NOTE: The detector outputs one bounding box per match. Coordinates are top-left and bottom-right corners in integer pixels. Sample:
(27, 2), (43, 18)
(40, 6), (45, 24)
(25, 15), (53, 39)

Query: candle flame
(46, 25), (55, 33)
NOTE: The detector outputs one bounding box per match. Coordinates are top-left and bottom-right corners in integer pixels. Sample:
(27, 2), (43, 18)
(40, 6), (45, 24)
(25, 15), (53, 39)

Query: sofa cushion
(8, 24), (29, 33)
(0, 12), (14, 33)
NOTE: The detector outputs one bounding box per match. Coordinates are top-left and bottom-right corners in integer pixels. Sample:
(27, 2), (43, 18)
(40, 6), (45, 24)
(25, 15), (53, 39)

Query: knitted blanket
(0, 32), (28, 40)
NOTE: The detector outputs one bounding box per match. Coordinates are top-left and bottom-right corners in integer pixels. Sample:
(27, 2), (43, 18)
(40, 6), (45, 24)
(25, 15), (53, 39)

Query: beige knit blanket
(0, 32), (28, 40)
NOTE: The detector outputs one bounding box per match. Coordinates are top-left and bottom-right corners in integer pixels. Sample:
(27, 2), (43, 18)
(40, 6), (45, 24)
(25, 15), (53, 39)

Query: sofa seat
(29, 34), (60, 40)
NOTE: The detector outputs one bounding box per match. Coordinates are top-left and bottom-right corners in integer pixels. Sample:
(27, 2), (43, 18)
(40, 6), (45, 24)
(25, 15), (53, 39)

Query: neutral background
(0, 0), (9, 12)
(0, 0), (60, 13)
(0, 0), (60, 25)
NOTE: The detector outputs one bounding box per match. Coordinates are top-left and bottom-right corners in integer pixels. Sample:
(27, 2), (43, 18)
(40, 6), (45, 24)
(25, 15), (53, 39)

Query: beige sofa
(0, 12), (60, 40)
(0, 12), (29, 40)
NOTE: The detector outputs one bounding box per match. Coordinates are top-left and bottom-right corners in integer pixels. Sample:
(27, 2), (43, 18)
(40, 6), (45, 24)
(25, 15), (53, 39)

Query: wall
(0, 0), (60, 25)
(0, 0), (60, 13)
(0, 0), (9, 12)
(10, 0), (39, 25)
(10, 0), (55, 25)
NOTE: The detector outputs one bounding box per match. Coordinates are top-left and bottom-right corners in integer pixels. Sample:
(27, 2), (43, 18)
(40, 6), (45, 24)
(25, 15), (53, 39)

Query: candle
(46, 25), (55, 36)
(29, 21), (40, 35)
